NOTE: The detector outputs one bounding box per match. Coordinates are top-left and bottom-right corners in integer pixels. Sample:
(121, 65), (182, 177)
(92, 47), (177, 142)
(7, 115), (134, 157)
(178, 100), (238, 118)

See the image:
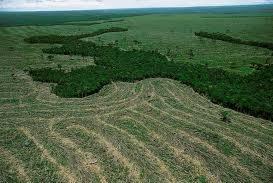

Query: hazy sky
(0, 0), (272, 11)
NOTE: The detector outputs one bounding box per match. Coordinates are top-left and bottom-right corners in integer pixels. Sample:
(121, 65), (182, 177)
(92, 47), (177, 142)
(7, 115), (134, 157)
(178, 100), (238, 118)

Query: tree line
(62, 19), (124, 26)
(195, 31), (273, 51)
(24, 27), (128, 44)
(25, 28), (273, 121)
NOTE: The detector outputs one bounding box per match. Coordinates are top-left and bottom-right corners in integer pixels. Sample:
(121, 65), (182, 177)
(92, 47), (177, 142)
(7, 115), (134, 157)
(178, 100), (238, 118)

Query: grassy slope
(0, 13), (273, 182)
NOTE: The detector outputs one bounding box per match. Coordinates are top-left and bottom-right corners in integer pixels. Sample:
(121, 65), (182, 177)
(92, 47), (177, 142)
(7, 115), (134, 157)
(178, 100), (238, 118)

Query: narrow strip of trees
(195, 31), (273, 51)
(24, 27), (128, 44)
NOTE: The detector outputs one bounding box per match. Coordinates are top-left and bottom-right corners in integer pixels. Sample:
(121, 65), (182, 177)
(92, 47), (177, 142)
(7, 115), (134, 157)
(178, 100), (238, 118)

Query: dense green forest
(24, 27), (128, 44)
(25, 27), (273, 121)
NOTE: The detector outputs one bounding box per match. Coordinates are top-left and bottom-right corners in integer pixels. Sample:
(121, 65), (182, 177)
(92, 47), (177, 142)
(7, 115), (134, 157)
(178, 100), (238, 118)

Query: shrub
(133, 40), (141, 44)
(221, 111), (231, 123)
(197, 175), (207, 183)
(47, 55), (54, 61)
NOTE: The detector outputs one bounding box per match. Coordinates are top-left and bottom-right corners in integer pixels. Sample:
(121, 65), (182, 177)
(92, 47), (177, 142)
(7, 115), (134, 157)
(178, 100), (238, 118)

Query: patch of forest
(25, 28), (273, 121)
(24, 27), (128, 44)
(62, 19), (124, 26)
(195, 31), (273, 51)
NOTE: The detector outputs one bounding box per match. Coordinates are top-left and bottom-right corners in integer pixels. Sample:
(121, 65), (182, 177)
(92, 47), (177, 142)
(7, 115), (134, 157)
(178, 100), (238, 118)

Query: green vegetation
(0, 10), (143, 27)
(1, 7), (273, 182)
(24, 27), (128, 44)
(26, 28), (273, 121)
(197, 176), (207, 183)
(195, 31), (273, 51)
(62, 19), (124, 26)
(221, 110), (231, 123)
(47, 55), (54, 61)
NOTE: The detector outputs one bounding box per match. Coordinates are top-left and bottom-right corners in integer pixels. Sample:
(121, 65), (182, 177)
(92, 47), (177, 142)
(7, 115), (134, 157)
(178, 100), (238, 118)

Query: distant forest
(1, 4), (272, 27)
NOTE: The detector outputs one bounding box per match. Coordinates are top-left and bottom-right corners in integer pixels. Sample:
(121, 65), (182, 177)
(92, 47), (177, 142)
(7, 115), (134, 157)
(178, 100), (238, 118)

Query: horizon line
(1, 3), (273, 12)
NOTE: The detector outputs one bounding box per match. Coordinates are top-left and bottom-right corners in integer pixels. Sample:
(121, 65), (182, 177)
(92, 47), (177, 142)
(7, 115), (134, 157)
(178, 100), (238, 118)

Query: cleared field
(1, 73), (273, 182)
(0, 10), (273, 183)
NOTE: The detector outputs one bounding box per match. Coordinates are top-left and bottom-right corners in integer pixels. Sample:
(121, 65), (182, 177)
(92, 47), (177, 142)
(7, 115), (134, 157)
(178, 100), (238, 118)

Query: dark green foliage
(197, 175), (207, 183)
(225, 29), (231, 34)
(63, 22), (102, 26)
(47, 55), (54, 61)
(25, 29), (273, 121)
(24, 27), (128, 44)
(195, 31), (273, 51)
(103, 19), (124, 23)
(28, 68), (66, 83)
(221, 111), (231, 123)
(63, 19), (124, 26)
(250, 62), (263, 70)
(133, 40), (142, 45)
(8, 46), (14, 51)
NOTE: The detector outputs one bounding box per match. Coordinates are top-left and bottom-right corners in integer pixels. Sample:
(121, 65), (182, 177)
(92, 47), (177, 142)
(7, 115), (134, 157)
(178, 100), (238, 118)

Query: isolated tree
(221, 110), (231, 123)
(265, 57), (270, 64)
(57, 64), (62, 71)
(47, 55), (54, 61)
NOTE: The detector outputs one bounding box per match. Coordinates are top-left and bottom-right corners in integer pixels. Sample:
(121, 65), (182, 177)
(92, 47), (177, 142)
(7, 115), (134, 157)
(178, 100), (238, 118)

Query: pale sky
(0, 0), (272, 11)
